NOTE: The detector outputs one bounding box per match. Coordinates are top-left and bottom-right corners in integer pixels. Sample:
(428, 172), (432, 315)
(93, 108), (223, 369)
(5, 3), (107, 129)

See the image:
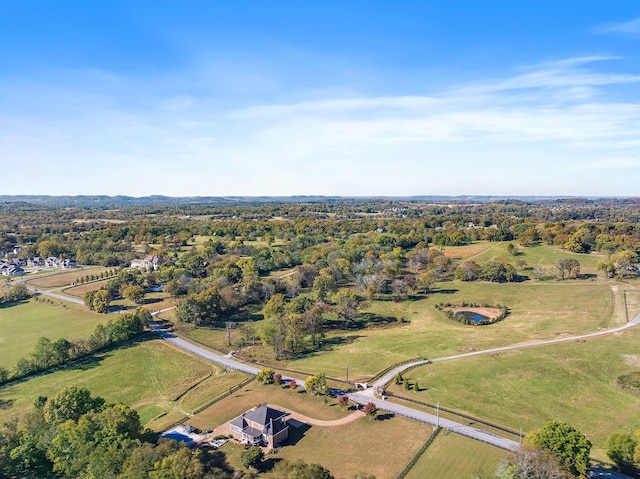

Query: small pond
(455, 310), (491, 324)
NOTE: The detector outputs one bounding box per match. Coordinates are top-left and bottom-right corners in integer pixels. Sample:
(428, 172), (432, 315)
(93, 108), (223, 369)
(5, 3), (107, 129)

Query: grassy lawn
(183, 277), (624, 383)
(404, 430), (507, 479)
(0, 298), (109, 369)
(0, 339), (248, 430)
(26, 266), (110, 288)
(386, 325), (640, 449)
(216, 414), (432, 479)
(187, 382), (352, 433)
(176, 244), (625, 382)
(261, 416), (432, 479)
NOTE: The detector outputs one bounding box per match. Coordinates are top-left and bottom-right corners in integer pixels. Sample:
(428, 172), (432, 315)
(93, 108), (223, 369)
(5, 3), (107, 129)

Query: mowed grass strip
(26, 266), (110, 288)
(0, 298), (109, 369)
(404, 429), (507, 479)
(0, 339), (235, 428)
(387, 326), (640, 447)
(441, 242), (497, 258)
(62, 279), (110, 297)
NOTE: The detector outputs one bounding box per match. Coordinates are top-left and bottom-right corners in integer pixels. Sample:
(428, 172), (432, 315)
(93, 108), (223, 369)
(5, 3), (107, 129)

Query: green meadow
(0, 339), (249, 430)
(0, 298), (108, 369)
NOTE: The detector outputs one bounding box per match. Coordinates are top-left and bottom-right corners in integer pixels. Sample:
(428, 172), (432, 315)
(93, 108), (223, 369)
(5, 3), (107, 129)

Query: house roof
(244, 405), (286, 427)
(231, 405), (288, 437)
(243, 426), (263, 439)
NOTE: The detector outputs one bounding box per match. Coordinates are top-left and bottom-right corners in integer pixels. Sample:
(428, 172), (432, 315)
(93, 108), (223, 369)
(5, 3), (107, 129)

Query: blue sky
(1, 1), (640, 197)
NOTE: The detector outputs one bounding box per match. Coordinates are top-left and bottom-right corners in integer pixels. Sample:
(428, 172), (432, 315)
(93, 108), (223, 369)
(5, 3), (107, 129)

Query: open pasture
(0, 339), (246, 429)
(285, 279), (619, 379)
(441, 241), (496, 258)
(387, 325), (640, 448)
(0, 298), (108, 369)
(469, 242), (603, 275)
(26, 266), (110, 288)
(404, 430), (507, 479)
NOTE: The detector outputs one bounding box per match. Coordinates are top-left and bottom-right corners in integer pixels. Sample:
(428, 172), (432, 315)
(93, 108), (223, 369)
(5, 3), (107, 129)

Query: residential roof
(244, 405), (287, 427)
(231, 405), (288, 437)
(243, 426), (263, 439)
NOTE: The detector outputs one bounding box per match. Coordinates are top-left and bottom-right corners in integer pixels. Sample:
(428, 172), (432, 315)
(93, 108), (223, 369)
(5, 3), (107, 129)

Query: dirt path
(266, 403), (364, 426)
(211, 404), (363, 440)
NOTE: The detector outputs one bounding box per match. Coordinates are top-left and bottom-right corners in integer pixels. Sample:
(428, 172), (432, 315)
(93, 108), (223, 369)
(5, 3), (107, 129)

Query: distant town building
(0, 262), (25, 276)
(43, 257), (78, 269)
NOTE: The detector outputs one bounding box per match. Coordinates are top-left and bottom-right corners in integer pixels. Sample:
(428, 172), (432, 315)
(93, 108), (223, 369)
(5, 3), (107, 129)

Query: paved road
(149, 322), (307, 388)
(149, 322), (519, 450)
(372, 313), (640, 389)
(26, 286), (85, 305)
(347, 393), (521, 451)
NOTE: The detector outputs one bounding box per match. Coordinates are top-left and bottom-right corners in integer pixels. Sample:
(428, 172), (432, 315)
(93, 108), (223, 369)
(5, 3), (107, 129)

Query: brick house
(230, 405), (288, 448)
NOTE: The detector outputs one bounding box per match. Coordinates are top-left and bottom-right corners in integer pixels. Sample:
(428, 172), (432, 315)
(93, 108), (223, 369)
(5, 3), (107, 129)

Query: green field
(404, 430), (507, 479)
(0, 339), (249, 429)
(185, 281), (624, 382)
(180, 243), (631, 382)
(285, 279), (624, 379)
(387, 325), (640, 448)
(468, 242), (603, 275)
(0, 298), (108, 369)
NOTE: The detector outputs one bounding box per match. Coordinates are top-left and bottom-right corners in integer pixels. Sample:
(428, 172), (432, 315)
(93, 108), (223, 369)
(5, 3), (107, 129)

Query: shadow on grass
(142, 297), (164, 305)
(66, 354), (110, 372)
(281, 419), (310, 447)
(260, 457), (284, 473)
(580, 273), (598, 280)
(0, 299), (30, 309)
(0, 398), (14, 409)
(375, 412), (395, 421)
(432, 288), (459, 295)
(202, 448), (235, 475)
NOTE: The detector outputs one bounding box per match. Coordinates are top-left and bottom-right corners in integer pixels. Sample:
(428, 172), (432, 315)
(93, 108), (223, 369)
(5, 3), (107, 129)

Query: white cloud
(595, 18), (640, 36)
(2, 56), (640, 196)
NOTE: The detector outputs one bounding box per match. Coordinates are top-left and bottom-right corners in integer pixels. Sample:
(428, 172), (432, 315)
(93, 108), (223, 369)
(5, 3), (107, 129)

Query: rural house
(130, 255), (165, 271)
(230, 405), (289, 447)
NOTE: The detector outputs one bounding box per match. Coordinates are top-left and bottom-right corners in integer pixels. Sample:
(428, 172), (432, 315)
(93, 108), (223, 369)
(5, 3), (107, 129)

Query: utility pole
(225, 321), (236, 346)
(436, 401), (440, 429)
(346, 363), (349, 383)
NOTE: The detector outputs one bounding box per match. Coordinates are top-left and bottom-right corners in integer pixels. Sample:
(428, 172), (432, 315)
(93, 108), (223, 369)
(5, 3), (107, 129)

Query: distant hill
(0, 194), (624, 208)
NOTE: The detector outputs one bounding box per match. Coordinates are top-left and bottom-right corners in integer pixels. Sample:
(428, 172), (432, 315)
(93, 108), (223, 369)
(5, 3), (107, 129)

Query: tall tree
(525, 421), (591, 477)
